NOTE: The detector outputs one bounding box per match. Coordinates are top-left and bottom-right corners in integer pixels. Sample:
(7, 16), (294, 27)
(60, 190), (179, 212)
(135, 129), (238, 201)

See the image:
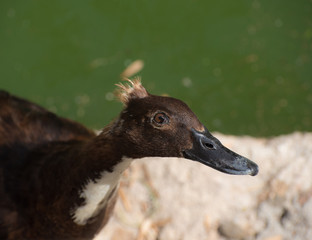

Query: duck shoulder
(0, 90), (95, 147)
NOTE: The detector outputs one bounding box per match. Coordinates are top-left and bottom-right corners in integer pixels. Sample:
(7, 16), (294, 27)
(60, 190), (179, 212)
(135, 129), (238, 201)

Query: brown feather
(115, 77), (149, 105)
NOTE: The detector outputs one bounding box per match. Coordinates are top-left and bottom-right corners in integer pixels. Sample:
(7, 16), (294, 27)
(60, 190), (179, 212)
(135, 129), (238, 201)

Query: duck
(0, 78), (258, 240)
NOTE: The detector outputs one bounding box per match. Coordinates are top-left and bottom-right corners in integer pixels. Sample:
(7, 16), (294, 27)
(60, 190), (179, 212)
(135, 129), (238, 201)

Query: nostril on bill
(202, 140), (216, 150)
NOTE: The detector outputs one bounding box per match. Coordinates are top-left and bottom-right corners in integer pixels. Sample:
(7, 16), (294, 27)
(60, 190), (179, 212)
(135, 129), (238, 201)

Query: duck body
(0, 80), (258, 239)
(0, 90), (109, 239)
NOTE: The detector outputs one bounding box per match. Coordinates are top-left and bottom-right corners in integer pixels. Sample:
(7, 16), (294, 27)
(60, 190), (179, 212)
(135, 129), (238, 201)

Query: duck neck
(19, 130), (133, 236)
(69, 133), (133, 226)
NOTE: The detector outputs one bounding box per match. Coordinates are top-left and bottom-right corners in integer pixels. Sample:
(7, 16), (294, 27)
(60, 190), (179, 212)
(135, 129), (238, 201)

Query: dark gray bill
(183, 128), (258, 176)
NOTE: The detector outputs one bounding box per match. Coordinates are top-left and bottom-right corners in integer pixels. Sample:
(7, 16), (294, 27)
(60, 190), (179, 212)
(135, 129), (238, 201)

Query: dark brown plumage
(0, 80), (258, 239)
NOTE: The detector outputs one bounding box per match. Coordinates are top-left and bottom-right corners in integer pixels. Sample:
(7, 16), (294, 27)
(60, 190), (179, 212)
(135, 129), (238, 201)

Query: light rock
(95, 132), (312, 240)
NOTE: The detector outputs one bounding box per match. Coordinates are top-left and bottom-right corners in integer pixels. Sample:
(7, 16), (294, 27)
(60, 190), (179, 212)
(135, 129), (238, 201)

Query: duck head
(113, 79), (258, 176)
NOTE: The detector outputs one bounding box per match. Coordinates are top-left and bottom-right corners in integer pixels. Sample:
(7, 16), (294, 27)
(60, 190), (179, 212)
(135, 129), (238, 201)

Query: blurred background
(0, 0), (311, 137)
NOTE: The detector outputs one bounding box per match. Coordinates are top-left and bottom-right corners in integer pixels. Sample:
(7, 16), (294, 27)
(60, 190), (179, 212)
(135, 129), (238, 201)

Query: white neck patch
(72, 157), (133, 225)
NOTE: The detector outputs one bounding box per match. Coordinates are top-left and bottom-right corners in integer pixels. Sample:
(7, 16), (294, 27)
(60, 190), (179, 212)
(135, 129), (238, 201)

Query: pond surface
(1, 0), (311, 136)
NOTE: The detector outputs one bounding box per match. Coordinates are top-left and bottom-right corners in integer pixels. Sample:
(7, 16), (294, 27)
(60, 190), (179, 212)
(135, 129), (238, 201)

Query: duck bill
(183, 128), (258, 176)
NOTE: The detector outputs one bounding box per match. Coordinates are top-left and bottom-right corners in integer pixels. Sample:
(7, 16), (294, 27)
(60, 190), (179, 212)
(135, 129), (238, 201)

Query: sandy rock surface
(95, 132), (312, 240)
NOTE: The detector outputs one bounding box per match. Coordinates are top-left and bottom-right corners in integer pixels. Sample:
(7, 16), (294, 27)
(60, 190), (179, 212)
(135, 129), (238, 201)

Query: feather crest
(115, 77), (148, 105)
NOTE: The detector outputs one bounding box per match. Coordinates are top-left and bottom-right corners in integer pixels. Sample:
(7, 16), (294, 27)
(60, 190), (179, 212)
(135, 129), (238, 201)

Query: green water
(0, 0), (311, 136)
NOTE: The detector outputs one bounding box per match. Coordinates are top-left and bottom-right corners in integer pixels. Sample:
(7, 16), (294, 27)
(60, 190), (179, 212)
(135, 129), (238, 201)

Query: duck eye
(153, 112), (169, 126)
